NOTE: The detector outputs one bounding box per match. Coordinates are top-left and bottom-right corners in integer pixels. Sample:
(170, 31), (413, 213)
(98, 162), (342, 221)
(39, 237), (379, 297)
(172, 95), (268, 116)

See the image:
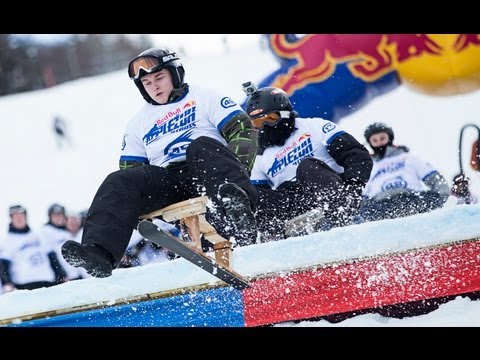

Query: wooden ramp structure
(1, 236), (480, 327)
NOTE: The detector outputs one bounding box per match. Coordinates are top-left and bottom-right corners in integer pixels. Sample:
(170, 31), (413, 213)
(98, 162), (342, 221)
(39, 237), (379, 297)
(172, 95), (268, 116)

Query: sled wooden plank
(139, 196), (208, 221)
(140, 196), (232, 268)
(183, 215), (202, 250)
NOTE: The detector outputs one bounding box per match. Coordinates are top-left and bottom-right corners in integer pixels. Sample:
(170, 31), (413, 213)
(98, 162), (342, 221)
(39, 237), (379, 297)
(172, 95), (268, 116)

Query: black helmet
(245, 87), (294, 120)
(364, 122), (394, 144)
(127, 48), (185, 105)
(48, 203), (65, 216)
(78, 209), (88, 227)
(79, 209), (88, 219)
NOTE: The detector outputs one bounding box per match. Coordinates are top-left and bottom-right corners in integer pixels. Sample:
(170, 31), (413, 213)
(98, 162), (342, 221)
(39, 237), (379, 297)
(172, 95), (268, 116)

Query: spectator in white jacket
(0, 205), (66, 292)
(37, 204), (85, 283)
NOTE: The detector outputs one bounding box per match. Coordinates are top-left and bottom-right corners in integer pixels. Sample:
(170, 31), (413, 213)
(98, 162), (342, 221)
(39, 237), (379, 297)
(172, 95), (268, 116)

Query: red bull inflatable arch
(254, 34), (480, 122)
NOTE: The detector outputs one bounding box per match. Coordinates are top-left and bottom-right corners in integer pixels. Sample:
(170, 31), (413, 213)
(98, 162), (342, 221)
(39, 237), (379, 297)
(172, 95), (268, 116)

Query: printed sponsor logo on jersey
(275, 141), (297, 159)
(156, 108), (182, 126)
(155, 102), (196, 126)
(183, 100), (196, 109)
(143, 106), (197, 145)
(275, 134), (311, 159)
(322, 122), (336, 133)
(160, 130), (194, 166)
(297, 133), (312, 142)
(268, 138), (314, 177)
(371, 160), (406, 181)
(381, 176), (407, 192)
(121, 134), (127, 150)
(19, 239), (41, 251)
(221, 97), (237, 109)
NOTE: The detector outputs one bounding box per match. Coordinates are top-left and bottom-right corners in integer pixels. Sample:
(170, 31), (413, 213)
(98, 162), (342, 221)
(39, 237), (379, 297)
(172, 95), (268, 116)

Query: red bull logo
(454, 34), (480, 52)
(156, 107), (182, 126)
(297, 133), (311, 142)
(269, 34), (480, 95)
(183, 100), (196, 109)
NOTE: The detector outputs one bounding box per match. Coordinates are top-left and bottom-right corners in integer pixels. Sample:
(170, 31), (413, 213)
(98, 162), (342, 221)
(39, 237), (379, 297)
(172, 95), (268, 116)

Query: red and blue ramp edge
(7, 238), (480, 327)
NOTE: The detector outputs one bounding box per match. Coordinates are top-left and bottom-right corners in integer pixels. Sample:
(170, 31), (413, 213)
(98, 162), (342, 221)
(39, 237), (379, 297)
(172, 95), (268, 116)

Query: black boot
(61, 241), (115, 278)
(218, 183), (257, 247)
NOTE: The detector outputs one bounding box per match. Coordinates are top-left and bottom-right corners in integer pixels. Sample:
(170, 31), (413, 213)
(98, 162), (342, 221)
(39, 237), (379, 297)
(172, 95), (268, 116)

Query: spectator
(0, 205), (66, 292)
(66, 210), (86, 243)
(37, 204), (85, 283)
(66, 210), (90, 278)
(53, 114), (71, 149)
(119, 220), (178, 269)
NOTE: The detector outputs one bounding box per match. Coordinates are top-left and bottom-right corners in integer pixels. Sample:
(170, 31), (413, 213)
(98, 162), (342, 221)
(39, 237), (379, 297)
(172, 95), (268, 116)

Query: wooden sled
(140, 196), (233, 269)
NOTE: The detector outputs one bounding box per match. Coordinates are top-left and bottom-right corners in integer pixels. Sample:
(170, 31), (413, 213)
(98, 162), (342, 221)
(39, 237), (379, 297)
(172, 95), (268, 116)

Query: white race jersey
(250, 118), (345, 190)
(37, 224), (84, 280)
(120, 85), (244, 167)
(0, 230), (56, 285)
(363, 148), (438, 199)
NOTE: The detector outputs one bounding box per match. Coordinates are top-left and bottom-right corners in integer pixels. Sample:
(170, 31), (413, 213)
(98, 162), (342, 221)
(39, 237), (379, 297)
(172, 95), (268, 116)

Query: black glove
(451, 173), (471, 197)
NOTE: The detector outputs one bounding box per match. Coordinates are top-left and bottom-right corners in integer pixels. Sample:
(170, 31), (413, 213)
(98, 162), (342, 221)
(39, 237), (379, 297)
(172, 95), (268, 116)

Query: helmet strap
(167, 84), (189, 103)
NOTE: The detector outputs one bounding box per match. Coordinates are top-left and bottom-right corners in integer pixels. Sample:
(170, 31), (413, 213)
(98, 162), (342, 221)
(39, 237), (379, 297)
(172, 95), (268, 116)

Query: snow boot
(218, 183), (257, 247)
(61, 241), (115, 278)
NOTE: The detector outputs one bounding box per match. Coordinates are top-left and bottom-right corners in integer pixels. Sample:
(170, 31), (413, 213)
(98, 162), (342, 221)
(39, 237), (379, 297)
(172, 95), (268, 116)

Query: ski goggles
(250, 111), (290, 130)
(128, 54), (178, 80)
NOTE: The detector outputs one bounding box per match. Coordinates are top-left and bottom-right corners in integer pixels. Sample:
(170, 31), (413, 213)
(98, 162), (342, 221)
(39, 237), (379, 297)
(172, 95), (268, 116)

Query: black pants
(82, 136), (257, 265)
(359, 190), (446, 222)
(255, 158), (351, 241)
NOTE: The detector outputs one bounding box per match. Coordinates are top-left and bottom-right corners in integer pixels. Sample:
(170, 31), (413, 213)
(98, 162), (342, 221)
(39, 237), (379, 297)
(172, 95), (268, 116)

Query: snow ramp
(1, 204), (480, 327)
